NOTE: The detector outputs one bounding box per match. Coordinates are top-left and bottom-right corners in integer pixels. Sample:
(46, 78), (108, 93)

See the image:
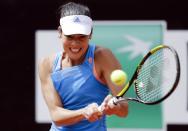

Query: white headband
(60, 15), (93, 35)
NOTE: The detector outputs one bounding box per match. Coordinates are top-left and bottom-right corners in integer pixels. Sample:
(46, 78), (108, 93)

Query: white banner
(164, 30), (188, 124)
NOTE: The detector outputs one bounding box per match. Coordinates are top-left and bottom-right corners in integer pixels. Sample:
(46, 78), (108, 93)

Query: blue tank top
(50, 44), (109, 131)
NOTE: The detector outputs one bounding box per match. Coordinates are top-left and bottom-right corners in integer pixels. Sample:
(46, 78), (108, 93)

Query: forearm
(50, 107), (85, 126)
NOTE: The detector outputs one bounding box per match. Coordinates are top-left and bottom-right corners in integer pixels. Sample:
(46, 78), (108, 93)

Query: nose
(71, 39), (81, 45)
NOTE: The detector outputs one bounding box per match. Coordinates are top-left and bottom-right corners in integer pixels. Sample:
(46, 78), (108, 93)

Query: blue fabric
(50, 44), (109, 131)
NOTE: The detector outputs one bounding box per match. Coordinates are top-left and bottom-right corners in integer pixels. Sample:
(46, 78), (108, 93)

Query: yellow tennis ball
(110, 69), (127, 86)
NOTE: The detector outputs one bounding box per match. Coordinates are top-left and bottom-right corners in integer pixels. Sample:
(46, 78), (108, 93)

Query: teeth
(71, 48), (80, 53)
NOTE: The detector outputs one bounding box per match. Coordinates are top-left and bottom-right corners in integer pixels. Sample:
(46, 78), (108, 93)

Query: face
(60, 31), (91, 63)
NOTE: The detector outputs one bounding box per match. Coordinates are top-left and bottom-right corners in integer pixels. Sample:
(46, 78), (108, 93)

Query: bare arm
(95, 47), (128, 117)
(38, 56), (101, 126)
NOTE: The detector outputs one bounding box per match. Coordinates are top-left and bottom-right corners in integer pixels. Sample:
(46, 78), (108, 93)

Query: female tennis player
(38, 2), (128, 131)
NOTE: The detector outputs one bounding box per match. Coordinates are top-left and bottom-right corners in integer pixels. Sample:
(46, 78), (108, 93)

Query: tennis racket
(102, 44), (180, 108)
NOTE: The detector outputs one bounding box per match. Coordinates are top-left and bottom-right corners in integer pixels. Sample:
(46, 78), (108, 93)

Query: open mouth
(70, 48), (81, 53)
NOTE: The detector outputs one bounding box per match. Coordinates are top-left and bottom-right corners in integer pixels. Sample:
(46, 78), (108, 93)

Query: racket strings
(137, 50), (163, 92)
(135, 48), (177, 103)
(137, 82), (166, 102)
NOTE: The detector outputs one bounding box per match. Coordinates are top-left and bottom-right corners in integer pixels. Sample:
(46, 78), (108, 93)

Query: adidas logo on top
(73, 17), (80, 23)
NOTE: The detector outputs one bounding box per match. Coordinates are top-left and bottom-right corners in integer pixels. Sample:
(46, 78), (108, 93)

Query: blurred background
(0, 0), (188, 131)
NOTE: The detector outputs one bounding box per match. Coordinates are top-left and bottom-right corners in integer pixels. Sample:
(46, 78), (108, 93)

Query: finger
(88, 116), (98, 122)
(84, 103), (97, 118)
(99, 95), (114, 112)
(107, 98), (116, 108)
(102, 95), (113, 109)
(88, 111), (101, 122)
(98, 102), (105, 112)
(104, 94), (113, 104)
(103, 107), (114, 116)
(87, 102), (101, 114)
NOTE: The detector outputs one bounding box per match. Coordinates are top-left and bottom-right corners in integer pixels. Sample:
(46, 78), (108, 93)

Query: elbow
(53, 120), (64, 127)
(51, 114), (63, 126)
(51, 116), (68, 127)
(50, 111), (75, 126)
(50, 111), (65, 126)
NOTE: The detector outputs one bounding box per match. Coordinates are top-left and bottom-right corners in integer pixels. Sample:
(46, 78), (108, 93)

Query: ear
(58, 26), (62, 38)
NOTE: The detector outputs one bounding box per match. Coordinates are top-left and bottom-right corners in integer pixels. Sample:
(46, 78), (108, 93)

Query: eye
(79, 35), (88, 40)
(65, 35), (73, 40)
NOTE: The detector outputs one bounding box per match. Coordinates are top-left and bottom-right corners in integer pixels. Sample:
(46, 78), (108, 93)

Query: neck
(70, 45), (89, 66)
(69, 53), (86, 66)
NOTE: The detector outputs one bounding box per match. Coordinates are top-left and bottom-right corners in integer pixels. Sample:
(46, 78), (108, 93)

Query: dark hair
(58, 2), (91, 19)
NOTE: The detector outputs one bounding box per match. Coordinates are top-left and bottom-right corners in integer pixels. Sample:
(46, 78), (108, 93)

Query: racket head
(134, 45), (180, 105)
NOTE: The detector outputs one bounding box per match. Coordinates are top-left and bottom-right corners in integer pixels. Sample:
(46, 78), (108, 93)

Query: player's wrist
(79, 108), (87, 118)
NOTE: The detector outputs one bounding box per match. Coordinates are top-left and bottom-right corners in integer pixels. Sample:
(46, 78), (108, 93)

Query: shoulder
(95, 46), (114, 59)
(94, 46), (118, 65)
(94, 45), (121, 72)
(39, 54), (56, 71)
(94, 45), (121, 73)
